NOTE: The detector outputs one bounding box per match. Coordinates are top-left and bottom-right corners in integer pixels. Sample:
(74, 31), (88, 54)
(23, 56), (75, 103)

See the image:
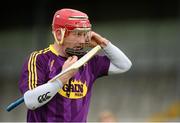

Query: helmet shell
(52, 8), (91, 31)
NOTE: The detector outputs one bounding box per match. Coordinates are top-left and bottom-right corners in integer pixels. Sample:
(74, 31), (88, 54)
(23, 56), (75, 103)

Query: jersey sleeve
(90, 55), (110, 79)
(18, 51), (48, 94)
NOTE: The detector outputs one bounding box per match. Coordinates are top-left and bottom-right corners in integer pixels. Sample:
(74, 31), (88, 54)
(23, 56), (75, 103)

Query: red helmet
(52, 8), (91, 31)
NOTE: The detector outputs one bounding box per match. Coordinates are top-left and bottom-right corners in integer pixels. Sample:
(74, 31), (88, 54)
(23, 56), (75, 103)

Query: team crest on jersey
(58, 79), (87, 99)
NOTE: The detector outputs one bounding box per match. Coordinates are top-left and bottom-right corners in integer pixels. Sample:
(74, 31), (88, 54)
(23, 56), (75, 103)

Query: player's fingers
(72, 55), (78, 61)
(69, 56), (78, 64)
(90, 31), (102, 45)
(62, 57), (73, 70)
(91, 31), (102, 40)
(91, 31), (109, 47)
(65, 56), (72, 63)
(64, 56), (78, 67)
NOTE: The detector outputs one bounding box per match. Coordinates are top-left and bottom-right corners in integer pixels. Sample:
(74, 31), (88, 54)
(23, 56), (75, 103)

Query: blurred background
(0, 0), (180, 122)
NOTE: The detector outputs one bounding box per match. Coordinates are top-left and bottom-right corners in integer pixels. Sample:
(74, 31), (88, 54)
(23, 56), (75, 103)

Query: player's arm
(90, 31), (132, 74)
(103, 42), (132, 74)
(23, 56), (78, 110)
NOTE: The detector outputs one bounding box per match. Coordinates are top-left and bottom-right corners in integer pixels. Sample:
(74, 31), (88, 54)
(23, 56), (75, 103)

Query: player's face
(63, 30), (90, 50)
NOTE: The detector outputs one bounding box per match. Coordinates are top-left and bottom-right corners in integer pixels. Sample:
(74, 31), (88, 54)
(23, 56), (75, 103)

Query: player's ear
(55, 30), (61, 40)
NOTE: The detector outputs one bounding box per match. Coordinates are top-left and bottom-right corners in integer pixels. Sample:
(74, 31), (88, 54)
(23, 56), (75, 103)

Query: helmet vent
(68, 16), (88, 20)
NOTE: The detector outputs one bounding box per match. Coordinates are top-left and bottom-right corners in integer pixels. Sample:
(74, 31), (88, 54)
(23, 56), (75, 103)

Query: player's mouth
(73, 46), (83, 50)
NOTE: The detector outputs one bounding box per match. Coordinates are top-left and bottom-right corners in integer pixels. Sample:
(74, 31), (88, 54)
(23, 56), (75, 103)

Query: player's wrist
(100, 38), (109, 48)
(54, 78), (64, 88)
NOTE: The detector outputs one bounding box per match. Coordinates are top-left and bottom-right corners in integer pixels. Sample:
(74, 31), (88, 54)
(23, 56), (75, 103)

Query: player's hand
(58, 56), (78, 85)
(88, 31), (109, 48)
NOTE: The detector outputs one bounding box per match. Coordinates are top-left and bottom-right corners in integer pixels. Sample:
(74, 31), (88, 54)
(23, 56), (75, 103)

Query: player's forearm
(103, 42), (132, 74)
(24, 79), (63, 110)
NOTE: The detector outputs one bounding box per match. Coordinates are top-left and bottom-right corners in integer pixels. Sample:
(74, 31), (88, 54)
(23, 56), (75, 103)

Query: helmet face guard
(65, 47), (88, 59)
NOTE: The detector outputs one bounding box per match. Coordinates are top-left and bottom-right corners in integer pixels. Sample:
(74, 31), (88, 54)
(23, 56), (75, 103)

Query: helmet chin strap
(53, 28), (66, 45)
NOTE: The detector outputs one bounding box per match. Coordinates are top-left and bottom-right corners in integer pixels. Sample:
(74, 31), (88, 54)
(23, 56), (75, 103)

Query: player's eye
(77, 32), (82, 36)
(76, 32), (86, 37)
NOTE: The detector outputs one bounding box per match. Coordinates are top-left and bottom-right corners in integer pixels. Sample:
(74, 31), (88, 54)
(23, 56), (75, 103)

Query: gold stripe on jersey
(30, 48), (50, 89)
(28, 51), (37, 90)
(30, 51), (38, 90)
(33, 48), (50, 88)
(43, 47), (50, 53)
(33, 50), (43, 88)
(28, 53), (33, 90)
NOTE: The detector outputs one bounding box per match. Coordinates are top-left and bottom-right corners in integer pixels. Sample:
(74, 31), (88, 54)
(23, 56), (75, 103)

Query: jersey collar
(49, 44), (59, 56)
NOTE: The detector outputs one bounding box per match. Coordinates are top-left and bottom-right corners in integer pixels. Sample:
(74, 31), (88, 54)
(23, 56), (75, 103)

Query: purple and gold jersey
(18, 45), (110, 122)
